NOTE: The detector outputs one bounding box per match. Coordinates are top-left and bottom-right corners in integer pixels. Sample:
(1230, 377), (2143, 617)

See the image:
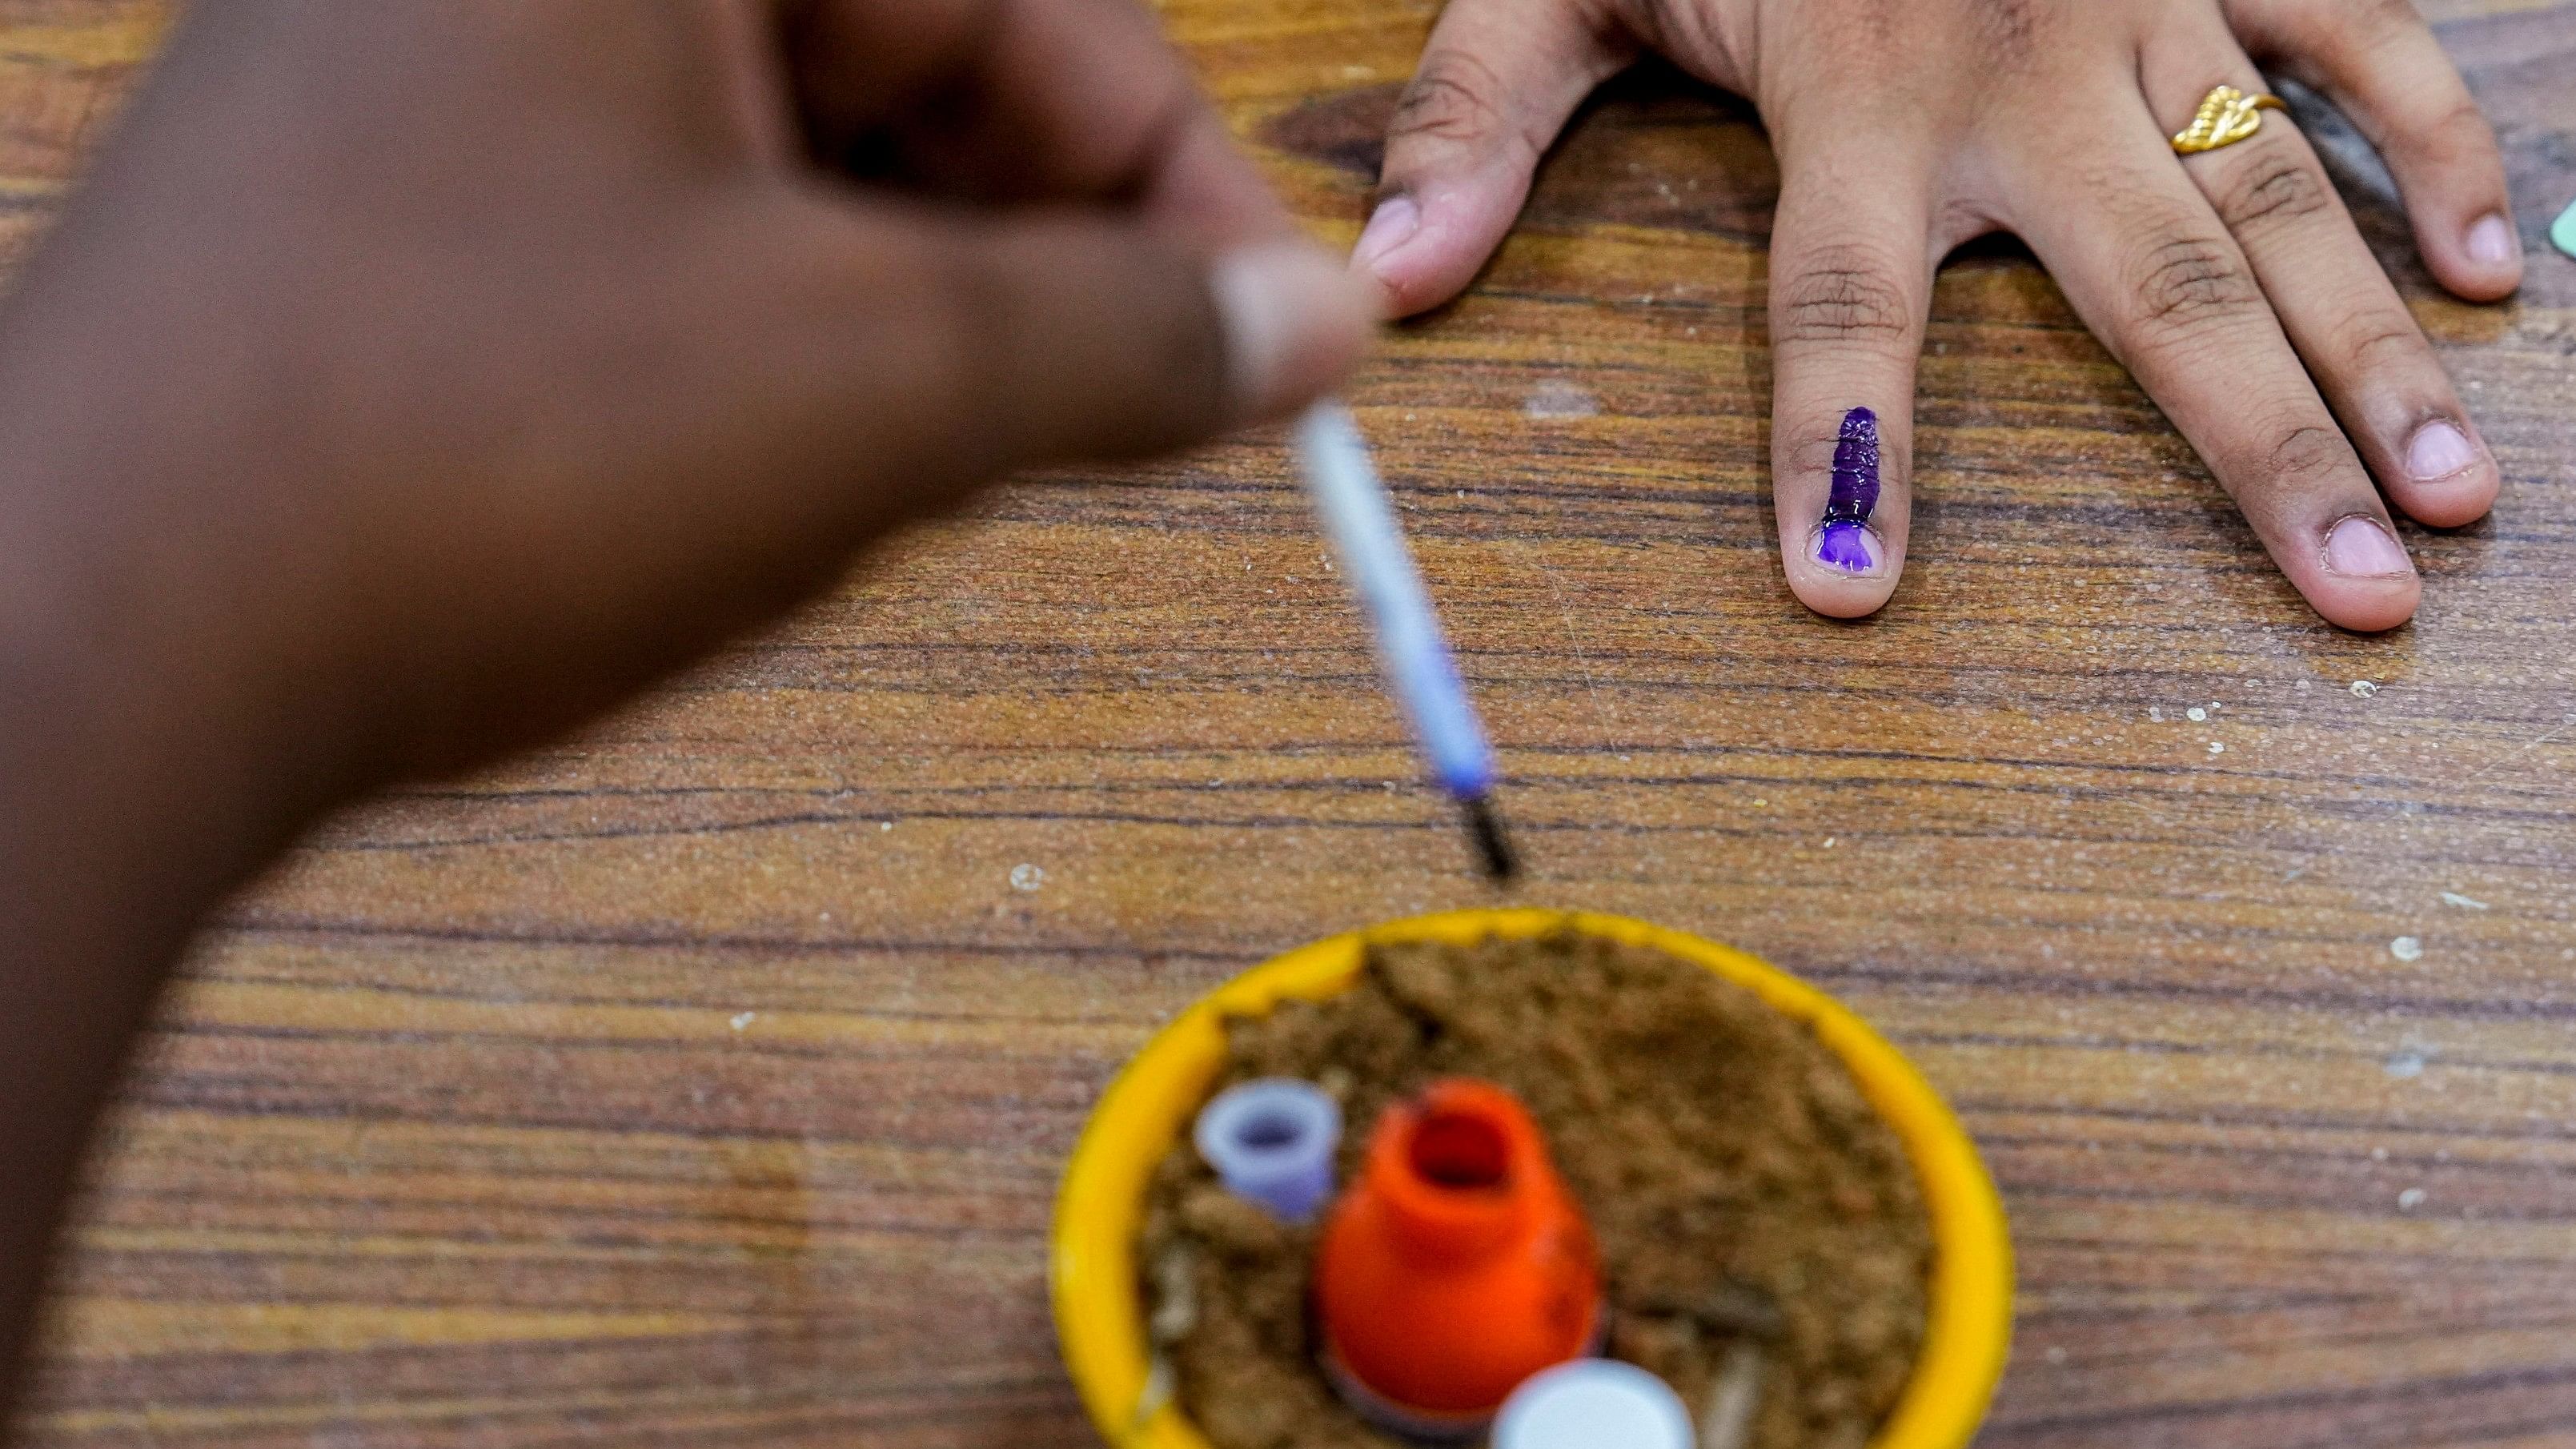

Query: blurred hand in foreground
(0, 0), (1369, 1410)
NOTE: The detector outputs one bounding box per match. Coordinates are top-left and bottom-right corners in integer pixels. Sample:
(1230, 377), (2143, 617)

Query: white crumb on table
(2350, 680), (2378, 697)
(1009, 863), (1046, 892)
(2389, 936), (2424, 962)
(1522, 378), (1600, 419)
(2439, 891), (2490, 910)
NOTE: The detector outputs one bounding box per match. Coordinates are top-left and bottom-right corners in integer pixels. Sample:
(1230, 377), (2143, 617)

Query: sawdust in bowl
(1138, 931), (1931, 1449)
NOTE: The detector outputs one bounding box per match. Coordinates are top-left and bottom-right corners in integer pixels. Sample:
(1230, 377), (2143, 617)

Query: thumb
(1360, 0), (1631, 317)
(784, 203), (1374, 483)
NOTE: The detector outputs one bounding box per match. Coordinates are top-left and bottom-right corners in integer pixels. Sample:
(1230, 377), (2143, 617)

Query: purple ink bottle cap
(1193, 1078), (1342, 1223)
(1493, 1359), (1697, 1449)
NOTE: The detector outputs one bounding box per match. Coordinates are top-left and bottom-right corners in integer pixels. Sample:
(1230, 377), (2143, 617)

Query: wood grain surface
(6, 1), (2576, 1445)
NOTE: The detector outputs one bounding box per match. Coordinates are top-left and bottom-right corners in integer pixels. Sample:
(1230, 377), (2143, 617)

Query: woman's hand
(1354, 0), (2519, 630)
(0, 0), (1368, 1412)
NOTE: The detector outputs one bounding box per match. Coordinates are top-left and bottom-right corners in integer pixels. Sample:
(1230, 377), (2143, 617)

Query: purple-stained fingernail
(1816, 406), (1880, 572)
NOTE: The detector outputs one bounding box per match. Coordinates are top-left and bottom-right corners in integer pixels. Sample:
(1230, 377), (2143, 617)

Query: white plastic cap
(1493, 1360), (1696, 1449)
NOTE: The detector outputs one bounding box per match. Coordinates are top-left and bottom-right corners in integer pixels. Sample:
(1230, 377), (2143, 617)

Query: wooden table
(6, 2), (2574, 1445)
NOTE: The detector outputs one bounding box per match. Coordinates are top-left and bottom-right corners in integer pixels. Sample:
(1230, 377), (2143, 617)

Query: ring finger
(2143, 19), (2499, 529)
(2000, 79), (2419, 632)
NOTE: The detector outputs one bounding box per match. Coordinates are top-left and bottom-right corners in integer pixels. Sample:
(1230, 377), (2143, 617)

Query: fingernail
(1212, 239), (1374, 423)
(2466, 213), (2517, 266)
(2405, 419), (2478, 481)
(1808, 520), (1886, 575)
(2323, 515), (2413, 577)
(1351, 195), (1420, 274)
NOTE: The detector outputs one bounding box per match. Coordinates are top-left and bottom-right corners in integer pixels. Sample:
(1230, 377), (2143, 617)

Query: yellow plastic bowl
(1050, 909), (2013, 1449)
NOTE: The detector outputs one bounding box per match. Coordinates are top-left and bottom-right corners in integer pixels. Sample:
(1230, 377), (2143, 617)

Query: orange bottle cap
(1314, 1078), (1601, 1427)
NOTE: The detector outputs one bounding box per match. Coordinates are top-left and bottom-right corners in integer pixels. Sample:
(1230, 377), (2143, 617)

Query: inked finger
(2144, 30), (2498, 527)
(1361, 0), (1633, 316)
(1764, 137), (1936, 617)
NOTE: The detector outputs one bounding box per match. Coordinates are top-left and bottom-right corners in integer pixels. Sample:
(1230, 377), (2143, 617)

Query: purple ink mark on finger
(1824, 407), (1880, 524)
(1817, 406), (1881, 573)
(1816, 521), (1876, 571)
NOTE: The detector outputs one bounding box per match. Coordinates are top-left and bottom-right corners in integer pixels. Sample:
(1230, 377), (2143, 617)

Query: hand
(0, 0), (1367, 1410)
(1352, 0), (2519, 630)
(3, 0), (1371, 792)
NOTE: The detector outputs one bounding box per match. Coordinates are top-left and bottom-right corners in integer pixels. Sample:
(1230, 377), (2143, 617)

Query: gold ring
(2172, 84), (2287, 154)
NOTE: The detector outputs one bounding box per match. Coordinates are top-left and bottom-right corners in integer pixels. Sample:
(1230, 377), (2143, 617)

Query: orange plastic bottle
(1312, 1078), (1602, 1432)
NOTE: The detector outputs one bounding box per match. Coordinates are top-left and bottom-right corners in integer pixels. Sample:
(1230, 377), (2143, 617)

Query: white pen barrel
(1294, 403), (1496, 798)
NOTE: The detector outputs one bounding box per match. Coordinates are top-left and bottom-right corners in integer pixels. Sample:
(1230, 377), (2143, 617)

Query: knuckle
(2255, 422), (2357, 494)
(2434, 95), (2490, 135)
(2302, 0), (2418, 60)
(1755, 0), (1898, 61)
(1781, 420), (1884, 480)
(1631, 0), (1735, 61)
(2122, 230), (2266, 335)
(2416, 96), (2497, 161)
(2213, 153), (2334, 235)
(1389, 50), (1519, 154)
(1773, 244), (1917, 347)
(1971, 0), (2049, 74)
(2332, 313), (2426, 374)
(2356, 0), (2426, 47)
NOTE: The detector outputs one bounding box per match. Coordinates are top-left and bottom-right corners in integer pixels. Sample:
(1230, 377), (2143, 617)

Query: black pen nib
(1461, 795), (1519, 884)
